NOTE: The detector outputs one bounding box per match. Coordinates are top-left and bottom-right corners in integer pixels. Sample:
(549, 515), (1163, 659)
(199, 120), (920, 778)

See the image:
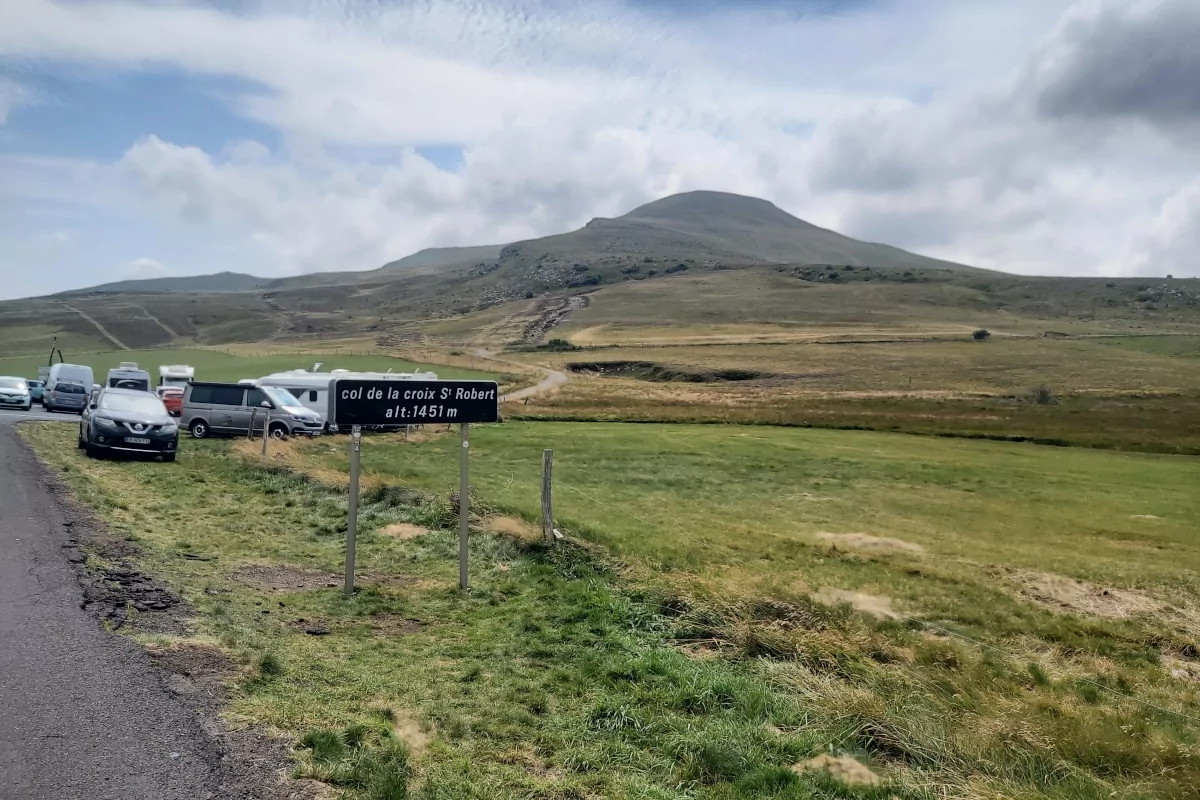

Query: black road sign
(331, 379), (500, 426)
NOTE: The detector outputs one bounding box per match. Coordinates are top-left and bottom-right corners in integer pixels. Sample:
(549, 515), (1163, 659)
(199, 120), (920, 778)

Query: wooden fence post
(260, 411), (270, 458)
(541, 449), (555, 543)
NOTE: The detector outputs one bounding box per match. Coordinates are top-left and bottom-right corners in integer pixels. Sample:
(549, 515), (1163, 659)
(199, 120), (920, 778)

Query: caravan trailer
(253, 368), (438, 432)
(159, 365), (195, 389)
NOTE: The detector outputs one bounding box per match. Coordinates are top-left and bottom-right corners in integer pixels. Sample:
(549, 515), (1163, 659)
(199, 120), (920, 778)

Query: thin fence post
(459, 423), (470, 591)
(248, 408), (257, 440)
(345, 426), (362, 597)
(260, 411), (270, 458)
(541, 449), (555, 543)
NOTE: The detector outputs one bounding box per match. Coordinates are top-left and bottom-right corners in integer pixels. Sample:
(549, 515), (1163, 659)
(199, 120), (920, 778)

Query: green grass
(22, 422), (1200, 799)
(0, 348), (499, 384)
(1100, 336), (1200, 359)
(329, 422), (1200, 591)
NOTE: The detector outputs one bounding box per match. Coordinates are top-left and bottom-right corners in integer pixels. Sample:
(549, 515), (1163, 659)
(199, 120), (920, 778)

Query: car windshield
(99, 394), (167, 415)
(263, 387), (305, 410)
(57, 383), (86, 394)
(30, 381), (42, 388)
(0, 378), (27, 390)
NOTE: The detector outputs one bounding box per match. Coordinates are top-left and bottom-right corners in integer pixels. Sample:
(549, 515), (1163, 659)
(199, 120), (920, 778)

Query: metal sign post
(459, 423), (470, 591)
(344, 425), (362, 597)
(330, 379), (499, 596)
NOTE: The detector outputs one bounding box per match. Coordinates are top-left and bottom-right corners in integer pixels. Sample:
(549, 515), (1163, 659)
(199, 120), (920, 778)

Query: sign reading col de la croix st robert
(330, 379), (501, 426)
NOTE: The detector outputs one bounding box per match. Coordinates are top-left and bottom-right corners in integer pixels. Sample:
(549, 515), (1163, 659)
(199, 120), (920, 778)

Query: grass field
(500, 335), (1200, 453)
(23, 421), (1200, 799)
(0, 348), (501, 385)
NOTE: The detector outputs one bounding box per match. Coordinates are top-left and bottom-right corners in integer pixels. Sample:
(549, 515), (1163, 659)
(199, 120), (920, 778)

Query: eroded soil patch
(379, 523), (428, 540)
(234, 564), (341, 592)
(566, 360), (771, 383)
(817, 532), (924, 555)
(487, 515), (541, 542)
(793, 754), (881, 786)
(1013, 571), (1162, 619)
(816, 588), (901, 620)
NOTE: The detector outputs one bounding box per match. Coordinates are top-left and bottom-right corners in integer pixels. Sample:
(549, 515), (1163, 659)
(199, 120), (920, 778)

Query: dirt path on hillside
(472, 349), (569, 401)
(522, 295), (589, 344)
(62, 303), (130, 350)
(133, 304), (179, 339)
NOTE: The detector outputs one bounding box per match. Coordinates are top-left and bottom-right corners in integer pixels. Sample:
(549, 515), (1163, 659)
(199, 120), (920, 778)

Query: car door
(80, 390), (96, 442)
(208, 386), (248, 433)
(244, 388), (272, 435)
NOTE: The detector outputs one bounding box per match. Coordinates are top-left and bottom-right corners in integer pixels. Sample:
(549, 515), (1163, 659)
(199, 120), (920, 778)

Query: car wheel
(84, 442), (100, 459)
(23, 403), (31, 411)
(189, 420), (209, 439)
(162, 452), (176, 463)
(77, 430), (86, 449)
(269, 423), (289, 440)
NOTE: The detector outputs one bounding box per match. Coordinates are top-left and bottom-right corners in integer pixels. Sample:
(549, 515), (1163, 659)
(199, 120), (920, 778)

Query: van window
(190, 385), (244, 406)
(309, 390), (318, 402)
(246, 389), (269, 408)
(288, 388), (305, 398)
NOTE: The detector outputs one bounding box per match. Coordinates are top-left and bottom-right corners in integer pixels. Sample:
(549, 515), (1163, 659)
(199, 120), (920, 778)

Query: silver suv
(182, 382), (323, 439)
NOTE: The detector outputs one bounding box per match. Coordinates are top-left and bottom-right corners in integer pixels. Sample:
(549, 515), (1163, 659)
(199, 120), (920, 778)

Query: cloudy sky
(1, 0), (1197, 299)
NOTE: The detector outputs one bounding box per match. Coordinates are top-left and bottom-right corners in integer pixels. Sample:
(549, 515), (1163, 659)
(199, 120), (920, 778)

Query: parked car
(26, 380), (45, 403)
(43, 380), (90, 413)
(182, 382), (324, 439)
(79, 387), (178, 461)
(155, 386), (184, 416)
(0, 377), (32, 411)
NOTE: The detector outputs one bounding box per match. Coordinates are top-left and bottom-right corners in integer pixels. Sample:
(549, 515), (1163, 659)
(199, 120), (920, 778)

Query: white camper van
(106, 362), (152, 391)
(252, 368), (438, 431)
(159, 365), (195, 388)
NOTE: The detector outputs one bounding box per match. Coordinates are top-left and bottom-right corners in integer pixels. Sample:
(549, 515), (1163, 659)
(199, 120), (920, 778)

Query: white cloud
(2, 0), (1199, 284)
(127, 256), (169, 278)
(0, 77), (36, 125)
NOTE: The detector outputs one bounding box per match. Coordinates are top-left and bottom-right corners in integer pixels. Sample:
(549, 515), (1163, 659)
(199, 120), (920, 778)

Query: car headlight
(161, 421), (178, 433)
(95, 417), (118, 429)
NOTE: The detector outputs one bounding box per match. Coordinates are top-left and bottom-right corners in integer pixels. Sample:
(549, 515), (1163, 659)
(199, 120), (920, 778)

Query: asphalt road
(0, 408), (222, 798)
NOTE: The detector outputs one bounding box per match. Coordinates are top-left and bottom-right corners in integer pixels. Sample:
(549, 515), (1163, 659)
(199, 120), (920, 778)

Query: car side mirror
(89, 403), (97, 410)
(260, 401), (271, 408)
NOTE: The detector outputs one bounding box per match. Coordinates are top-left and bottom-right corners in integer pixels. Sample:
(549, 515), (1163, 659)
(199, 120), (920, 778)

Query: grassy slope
(501, 335), (1200, 453)
(324, 422), (1200, 595)
(24, 422), (1200, 799)
(0, 348), (499, 384)
(554, 270), (1200, 342)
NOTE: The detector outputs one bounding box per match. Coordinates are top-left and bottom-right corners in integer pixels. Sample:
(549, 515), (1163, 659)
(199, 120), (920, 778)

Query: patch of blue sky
(0, 67), (281, 160)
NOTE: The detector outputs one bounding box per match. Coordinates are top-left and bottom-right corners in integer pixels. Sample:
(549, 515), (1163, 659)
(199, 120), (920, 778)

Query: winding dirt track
(472, 349), (569, 402)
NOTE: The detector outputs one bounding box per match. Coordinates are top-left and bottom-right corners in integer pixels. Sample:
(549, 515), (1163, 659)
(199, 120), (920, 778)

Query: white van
(44, 363), (95, 412)
(253, 369), (438, 431)
(47, 363), (94, 393)
(107, 362), (151, 391)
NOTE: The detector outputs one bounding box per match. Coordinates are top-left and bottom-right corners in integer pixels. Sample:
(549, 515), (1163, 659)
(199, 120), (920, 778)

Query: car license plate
(125, 437), (152, 445)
